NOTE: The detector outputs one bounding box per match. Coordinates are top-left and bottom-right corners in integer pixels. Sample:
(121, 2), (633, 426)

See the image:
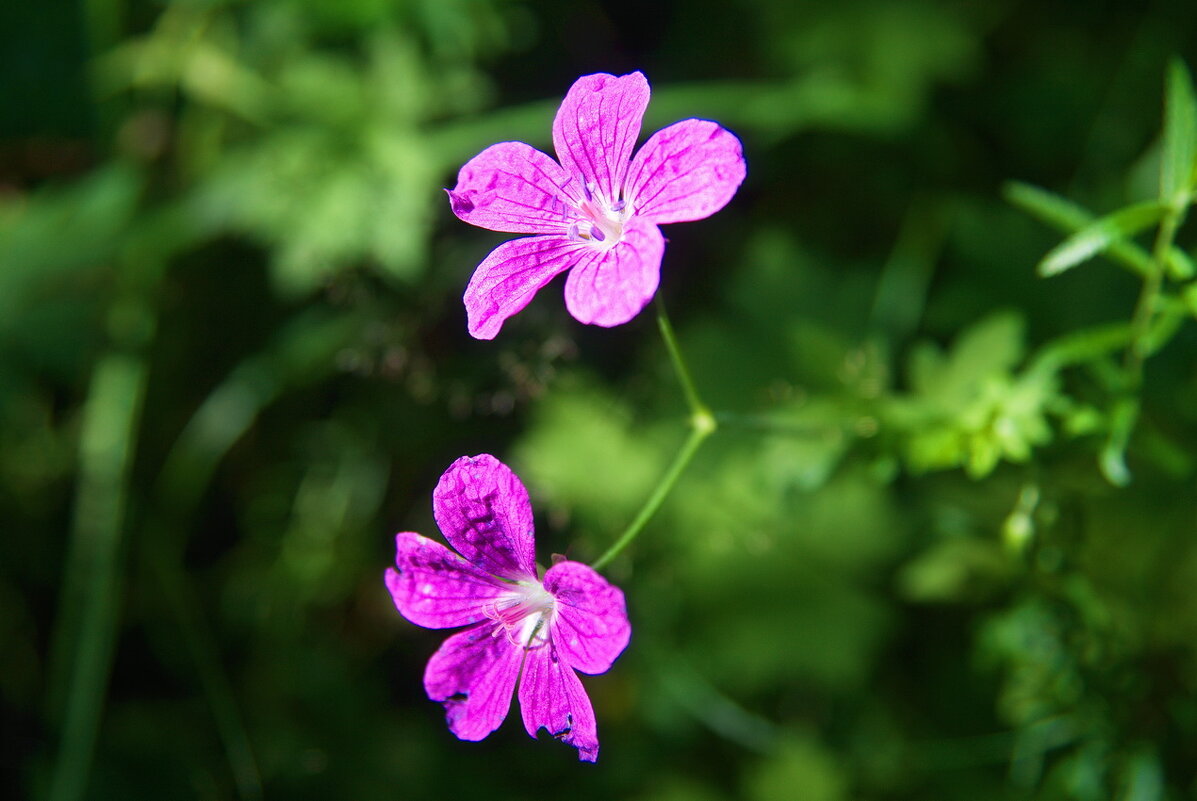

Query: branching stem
(1126, 208), (1180, 381)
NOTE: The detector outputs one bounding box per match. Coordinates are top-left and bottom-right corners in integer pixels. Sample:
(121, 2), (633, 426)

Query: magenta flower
(385, 454), (631, 761)
(449, 71), (747, 339)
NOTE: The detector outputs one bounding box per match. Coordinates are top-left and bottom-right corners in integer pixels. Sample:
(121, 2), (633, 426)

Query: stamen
(565, 178), (628, 250)
(486, 583), (557, 649)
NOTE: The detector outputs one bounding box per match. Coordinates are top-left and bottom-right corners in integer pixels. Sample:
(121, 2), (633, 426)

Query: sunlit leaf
(1004, 181), (1156, 278)
(1166, 245), (1195, 279)
(1037, 201), (1168, 277)
(1160, 58), (1197, 206)
(1183, 283), (1197, 318)
(908, 312), (1023, 401)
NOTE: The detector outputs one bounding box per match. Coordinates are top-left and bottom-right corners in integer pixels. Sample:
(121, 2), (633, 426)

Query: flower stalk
(589, 423), (712, 572)
(655, 296), (713, 422)
(590, 300), (716, 572)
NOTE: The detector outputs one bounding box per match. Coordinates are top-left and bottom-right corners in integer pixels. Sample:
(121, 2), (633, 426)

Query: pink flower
(449, 71), (747, 339)
(385, 454), (631, 762)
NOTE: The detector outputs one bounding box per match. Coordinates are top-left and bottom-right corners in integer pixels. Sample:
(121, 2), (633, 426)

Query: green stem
(1126, 210), (1179, 381)
(590, 424), (712, 572)
(655, 297), (711, 421)
(1101, 206), (1184, 486)
(589, 300), (717, 571)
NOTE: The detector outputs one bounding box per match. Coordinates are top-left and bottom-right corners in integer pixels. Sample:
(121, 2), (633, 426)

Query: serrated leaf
(951, 311), (1024, 373)
(1038, 201), (1168, 277)
(906, 312), (1023, 403)
(1161, 58), (1197, 205)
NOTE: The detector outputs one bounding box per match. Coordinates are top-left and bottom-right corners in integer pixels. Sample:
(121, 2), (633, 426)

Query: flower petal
(448, 142), (575, 234)
(518, 640), (600, 762)
(553, 72), (650, 205)
(464, 235), (582, 340)
(626, 119), (746, 224)
(563, 217), (664, 327)
(544, 561), (631, 675)
(433, 454), (538, 580)
(385, 532), (507, 629)
(424, 623), (522, 741)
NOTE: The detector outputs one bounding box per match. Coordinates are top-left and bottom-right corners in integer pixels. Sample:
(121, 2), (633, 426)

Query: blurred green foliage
(4, 1), (1197, 800)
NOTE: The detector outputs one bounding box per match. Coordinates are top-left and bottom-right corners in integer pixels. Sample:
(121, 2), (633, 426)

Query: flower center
(566, 182), (631, 251)
(486, 581), (557, 649)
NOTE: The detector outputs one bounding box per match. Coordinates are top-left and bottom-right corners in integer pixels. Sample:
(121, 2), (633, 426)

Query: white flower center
(487, 581), (557, 649)
(567, 181), (632, 252)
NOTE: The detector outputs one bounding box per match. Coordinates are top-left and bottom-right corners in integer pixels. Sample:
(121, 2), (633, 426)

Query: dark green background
(4, 1), (1197, 799)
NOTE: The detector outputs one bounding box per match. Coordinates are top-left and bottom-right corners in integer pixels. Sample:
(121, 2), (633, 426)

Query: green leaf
(1166, 244), (1195, 279)
(950, 311), (1025, 374)
(1160, 58), (1197, 205)
(1004, 181), (1153, 278)
(905, 312), (1023, 404)
(1004, 181), (1092, 231)
(1029, 321), (1131, 372)
(1183, 283), (1197, 318)
(1037, 201), (1168, 277)
(1144, 298), (1187, 356)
